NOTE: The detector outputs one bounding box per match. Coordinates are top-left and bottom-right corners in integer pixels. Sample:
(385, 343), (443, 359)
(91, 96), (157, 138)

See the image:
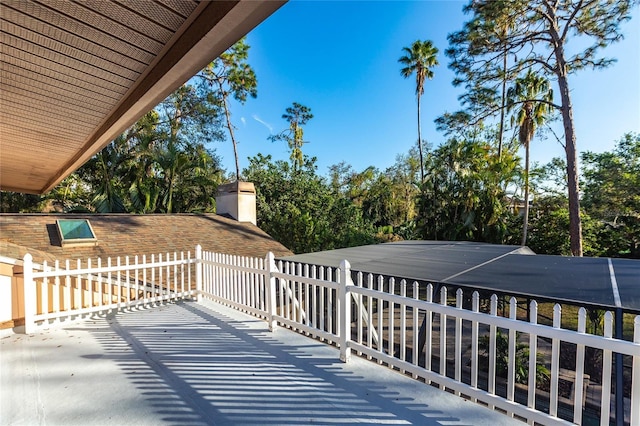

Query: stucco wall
(0, 260), (24, 329)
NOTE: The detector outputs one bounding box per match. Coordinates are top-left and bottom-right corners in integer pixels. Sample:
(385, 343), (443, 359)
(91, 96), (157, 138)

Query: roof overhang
(0, 0), (285, 194)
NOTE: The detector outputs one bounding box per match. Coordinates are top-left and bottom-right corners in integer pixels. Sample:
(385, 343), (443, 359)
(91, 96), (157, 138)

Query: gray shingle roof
(280, 241), (640, 313)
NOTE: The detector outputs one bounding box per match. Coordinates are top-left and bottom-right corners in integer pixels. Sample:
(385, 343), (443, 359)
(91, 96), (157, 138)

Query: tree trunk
(556, 67), (583, 256)
(417, 94), (425, 182)
(548, 9), (583, 256)
(221, 95), (241, 180)
(498, 52), (507, 158)
(560, 94), (583, 255)
(167, 169), (174, 214)
(521, 142), (529, 246)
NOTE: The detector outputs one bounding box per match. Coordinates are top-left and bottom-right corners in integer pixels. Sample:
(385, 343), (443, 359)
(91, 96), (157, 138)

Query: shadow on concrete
(80, 300), (501, 425)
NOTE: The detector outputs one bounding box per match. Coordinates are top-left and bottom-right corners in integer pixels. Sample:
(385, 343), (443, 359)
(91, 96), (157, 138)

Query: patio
(1, 299), (520, 426)
(1, 246), (637, 425)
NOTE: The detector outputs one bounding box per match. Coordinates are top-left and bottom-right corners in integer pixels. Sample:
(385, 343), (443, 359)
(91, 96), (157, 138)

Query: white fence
(20, 246), (640, 426)
(22, 250), (196, 332)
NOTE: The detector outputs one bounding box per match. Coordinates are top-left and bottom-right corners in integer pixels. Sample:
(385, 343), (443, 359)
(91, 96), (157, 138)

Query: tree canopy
(269, 102), (314, 172)
(443, 0), (637, 255)
(199, 38), (258, 180)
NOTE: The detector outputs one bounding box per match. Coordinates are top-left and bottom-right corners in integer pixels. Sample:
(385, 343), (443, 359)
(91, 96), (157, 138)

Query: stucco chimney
(215, 181), (257, 225)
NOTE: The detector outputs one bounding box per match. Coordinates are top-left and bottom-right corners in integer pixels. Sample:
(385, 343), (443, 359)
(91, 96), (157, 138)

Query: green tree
(526, 195), (603, 256)
(386, 150), (421, 227)
(72, 78), (225, 214)
(495, 14), (516, 158)
(0, 192), (45, 213)
(47, 174), (93, 212)
(527, 159), (603, 256)
(126, 112), (163, 214)
(138, 75), (224, 213)
(445, 0), (638, 256)
(507, 70), (553, 246)
(581, 133), (640, 258)
(398, 40), (439, 182)
(418, 129), (521, 243)
(199, 38), (258, 180)
(79, 136), (129, 213)
(163, 143), (224, 213)
(269, 103), (314, 172)
(244, 154), (377, 253)
(327, 158), (419, 241)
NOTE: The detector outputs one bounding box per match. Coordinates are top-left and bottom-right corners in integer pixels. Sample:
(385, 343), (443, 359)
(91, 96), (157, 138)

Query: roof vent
(56, 219), (98, 247)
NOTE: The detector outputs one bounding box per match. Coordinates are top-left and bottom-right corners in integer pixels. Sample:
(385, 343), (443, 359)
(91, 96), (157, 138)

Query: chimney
(215, 181), (257, 225)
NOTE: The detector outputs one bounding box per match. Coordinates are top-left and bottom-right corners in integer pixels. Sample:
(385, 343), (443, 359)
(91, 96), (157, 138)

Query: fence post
(339, 259), (352, 363)
(265, 252), (278, 332)
(195, 245), (202, 302)
(23, 254), (35, 334)
(631, 316), (640, 426)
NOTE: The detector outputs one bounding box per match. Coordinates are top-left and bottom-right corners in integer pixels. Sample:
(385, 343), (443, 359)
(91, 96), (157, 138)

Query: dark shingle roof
(280, 241), (640, 313)
(0, 213), (292, 263)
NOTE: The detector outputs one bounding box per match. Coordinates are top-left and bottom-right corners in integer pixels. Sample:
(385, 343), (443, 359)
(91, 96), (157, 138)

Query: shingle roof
(0, 241), (58, 265)
(281, 241), (640, 313)
(0, 213), (292, 263)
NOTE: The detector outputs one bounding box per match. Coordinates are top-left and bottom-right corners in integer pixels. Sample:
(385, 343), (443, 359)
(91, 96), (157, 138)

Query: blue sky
(215, 1), (640, 177)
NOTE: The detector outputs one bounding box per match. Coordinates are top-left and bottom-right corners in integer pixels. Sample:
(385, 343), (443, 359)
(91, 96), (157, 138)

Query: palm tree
(83, 138), (128, 213)
(507, 70), (553, 246)
(399, 40), (439, 182)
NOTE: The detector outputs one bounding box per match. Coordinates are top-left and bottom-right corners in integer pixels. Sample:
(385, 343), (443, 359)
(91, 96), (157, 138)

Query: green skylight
(56, 219), (98, 247)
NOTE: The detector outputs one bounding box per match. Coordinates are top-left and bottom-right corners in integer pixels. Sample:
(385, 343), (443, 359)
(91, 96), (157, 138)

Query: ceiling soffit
(0, 0), (285, 194)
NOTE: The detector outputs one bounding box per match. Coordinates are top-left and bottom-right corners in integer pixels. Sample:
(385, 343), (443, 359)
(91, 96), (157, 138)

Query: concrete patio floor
(1, 299), (522, 425)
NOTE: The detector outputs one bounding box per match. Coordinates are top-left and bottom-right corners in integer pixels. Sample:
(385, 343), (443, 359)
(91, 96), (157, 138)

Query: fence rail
(20, 246), (640, 426)
(23, 251), (196, 332)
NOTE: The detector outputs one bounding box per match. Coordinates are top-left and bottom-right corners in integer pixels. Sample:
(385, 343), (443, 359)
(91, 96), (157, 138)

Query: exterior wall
(0, 263), (13, 323)
(0, 259), (24, 330)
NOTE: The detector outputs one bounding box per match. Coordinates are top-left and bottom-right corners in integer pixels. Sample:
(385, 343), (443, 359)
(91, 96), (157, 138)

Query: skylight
(56, 219), (98, 247)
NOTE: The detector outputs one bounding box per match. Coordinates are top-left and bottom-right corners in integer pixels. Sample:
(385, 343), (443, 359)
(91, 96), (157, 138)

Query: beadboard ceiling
(0, 0), (284, 193)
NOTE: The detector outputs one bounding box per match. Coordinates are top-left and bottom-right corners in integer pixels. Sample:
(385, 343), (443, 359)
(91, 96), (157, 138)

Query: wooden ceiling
(0, 0), (284, 194)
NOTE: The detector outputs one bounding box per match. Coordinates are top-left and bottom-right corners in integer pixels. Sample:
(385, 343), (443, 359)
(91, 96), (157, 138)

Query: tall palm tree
(399, 40), (439, 182)
(507, 70), (553, 246)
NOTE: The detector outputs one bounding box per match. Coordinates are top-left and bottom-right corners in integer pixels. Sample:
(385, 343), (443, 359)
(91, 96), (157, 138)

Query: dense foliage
(3, 130), (638, 258)
(581, 133), (640, 257)
(417, 130), (521, 243)
(243, 154), (378, 254)
(527, 133), (640, 257)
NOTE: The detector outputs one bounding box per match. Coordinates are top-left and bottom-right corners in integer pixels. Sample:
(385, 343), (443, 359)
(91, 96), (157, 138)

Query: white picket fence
(22, 250), (196, 332)
(20, 246), (640, 426)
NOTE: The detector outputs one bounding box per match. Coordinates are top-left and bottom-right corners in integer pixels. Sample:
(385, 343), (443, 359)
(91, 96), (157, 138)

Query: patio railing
(22, 250), (196, 331)
(20, 245), (640, 426)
